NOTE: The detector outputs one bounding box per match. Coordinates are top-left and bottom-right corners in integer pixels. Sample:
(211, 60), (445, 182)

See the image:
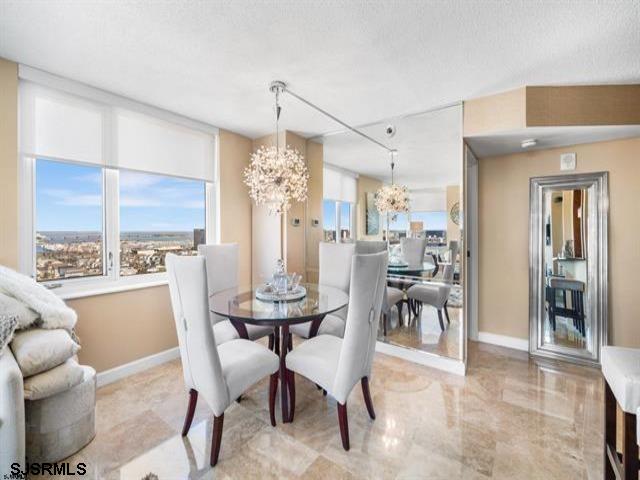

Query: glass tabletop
(210, 283), (349, 326)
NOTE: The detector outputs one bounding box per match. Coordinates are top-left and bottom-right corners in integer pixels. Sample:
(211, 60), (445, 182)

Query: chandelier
(244, 82), (309, 215)
(375, 150), (410, 219)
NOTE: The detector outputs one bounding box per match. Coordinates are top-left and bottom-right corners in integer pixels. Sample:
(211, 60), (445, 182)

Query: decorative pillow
(0, 292), (40, 330)
(10, 328), (80, 377)
(23, 358), (85, 400)
(0, 314), (18, 352)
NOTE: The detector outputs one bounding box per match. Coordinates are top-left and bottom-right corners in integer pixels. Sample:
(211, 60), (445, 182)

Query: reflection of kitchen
(544, 189), (588, 345)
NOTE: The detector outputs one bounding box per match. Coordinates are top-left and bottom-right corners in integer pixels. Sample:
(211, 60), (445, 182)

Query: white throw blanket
(0, 265), (77, 332)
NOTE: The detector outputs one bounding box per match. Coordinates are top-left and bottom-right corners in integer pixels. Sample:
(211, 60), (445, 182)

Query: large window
(20, 72), (217, 293)
(410, 211), (447, 245)
(340, 202), (352, 242)
(35, 160), (104, 281)
(323, 200), (337, 242)
(119, 170), (206, 276)
(388, 213), (409, 242)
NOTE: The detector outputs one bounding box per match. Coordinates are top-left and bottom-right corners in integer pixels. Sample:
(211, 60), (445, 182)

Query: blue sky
(36, 159), (205, 232)
(323, 199), (447, 231)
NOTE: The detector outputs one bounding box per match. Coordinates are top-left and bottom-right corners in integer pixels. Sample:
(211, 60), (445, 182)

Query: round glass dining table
(210, 283), (349, 422)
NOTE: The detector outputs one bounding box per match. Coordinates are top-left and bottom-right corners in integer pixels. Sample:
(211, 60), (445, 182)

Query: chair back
(166, 254), (229, 416)
(198, 243), (238, 325)
(355, 240), (387, 255)
(401, 238), (427, 267)
(355, 240), (391, 313)
(319, 242), (356, 293)
(333, 252), (388, 404)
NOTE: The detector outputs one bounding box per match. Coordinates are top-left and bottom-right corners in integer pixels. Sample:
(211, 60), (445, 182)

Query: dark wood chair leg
(287, 369), (296, 422)
(288, 334), (293, 352)
(337, 403), (350, 451)
(397, 302), (403, 327)
(382, 313), (388, 336)
(268, 333), (274, 351)
(236, 395), (242, 403)
(323, 389), (327, 396)
(623, 410), (638, 479)
(437, 309), (445, 331)
(210, 414), (224, 467)
(604, 380), (618, 480)
(361, 377), (375, 420)
(274, 326), (280, 356)
(269, 372), (278, 427)
(444, 301), (450, 324)
(182, 389), (198, 436)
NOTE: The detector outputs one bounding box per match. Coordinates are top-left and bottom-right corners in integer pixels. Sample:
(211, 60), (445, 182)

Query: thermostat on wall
(560, 153), (576, 171)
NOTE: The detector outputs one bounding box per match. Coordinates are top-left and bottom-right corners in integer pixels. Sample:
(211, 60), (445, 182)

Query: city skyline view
(35, 159), (206, 232)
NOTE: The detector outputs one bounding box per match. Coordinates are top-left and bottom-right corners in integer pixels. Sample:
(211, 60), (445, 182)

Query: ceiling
(466, 125), (640, 157)
(1, 1), (639, 139)
(320, 104), (462, 189)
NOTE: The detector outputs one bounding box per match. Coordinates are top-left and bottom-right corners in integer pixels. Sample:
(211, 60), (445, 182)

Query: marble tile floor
(381, 304), (462, 360)
(32, 341), (603, 479)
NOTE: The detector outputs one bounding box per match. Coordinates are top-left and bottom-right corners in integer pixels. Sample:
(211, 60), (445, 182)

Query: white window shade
(20, 82), (104, 165)
(113, 109), (215, 181)
(410, 189), (446, 211)
(323, 165), (357, 203)
(19, 70), (217, 182)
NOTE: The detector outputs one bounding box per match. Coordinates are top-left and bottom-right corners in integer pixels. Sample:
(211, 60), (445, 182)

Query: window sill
(53, 275), (169, 300)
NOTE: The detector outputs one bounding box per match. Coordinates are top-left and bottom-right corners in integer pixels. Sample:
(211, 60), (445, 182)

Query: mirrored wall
(310, 104), (464, 361)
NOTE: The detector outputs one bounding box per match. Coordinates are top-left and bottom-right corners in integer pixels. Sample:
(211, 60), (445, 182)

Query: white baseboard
(96, 347), (180, 387)
(477, 332), (529, 352)
(375, 341), (466, 376)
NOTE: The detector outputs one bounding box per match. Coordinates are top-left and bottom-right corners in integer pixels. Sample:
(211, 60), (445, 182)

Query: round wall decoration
(450, 201), (460, 226)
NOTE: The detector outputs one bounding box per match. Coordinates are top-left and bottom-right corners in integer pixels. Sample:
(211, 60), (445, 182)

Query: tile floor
(34, 341), (603, 479)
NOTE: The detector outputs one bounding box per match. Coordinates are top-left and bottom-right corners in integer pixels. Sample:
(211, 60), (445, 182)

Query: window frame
(322, 198), (355, 243)
(20, 156), (217, 299)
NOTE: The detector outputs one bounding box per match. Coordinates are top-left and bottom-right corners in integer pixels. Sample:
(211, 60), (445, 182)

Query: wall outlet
(560, 153), (576, 171)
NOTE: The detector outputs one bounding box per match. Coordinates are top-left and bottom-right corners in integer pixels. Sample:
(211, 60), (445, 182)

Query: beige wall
(356, 175), (383, 241)
(463, 87), (526, 136)
(70, 286), (177, 372)
(0, 58), (18, 269)
(464, 85), (640, 136)
(219, 129), (252, 285)
(284, 132), (307, 279)
(478, 137), (640, 347)
(305, 140), (323, 283)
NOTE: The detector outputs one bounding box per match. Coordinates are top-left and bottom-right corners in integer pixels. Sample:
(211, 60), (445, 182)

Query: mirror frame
(529, 172), (608, 366)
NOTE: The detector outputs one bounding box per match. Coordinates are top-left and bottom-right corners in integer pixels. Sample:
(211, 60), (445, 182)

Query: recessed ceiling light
(521, 138), (537, 149)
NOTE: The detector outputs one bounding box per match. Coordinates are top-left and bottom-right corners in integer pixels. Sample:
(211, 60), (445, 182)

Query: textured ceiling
(1, 1), (639, 139)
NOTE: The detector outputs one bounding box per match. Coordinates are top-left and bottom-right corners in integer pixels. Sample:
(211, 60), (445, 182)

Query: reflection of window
(340, 202), (352, 242)
(388, 213), (409, 242)
(410, 211), (448, 245)
(323, 199), (354, 243)
(119, 170), (206, 276)
(323, 200), (337, 242)
(35, 159), (104, 282)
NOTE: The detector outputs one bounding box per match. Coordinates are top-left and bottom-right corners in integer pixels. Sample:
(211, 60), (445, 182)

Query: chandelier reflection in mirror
(375, 150), (410, 220)
(244, 82), (309, 215)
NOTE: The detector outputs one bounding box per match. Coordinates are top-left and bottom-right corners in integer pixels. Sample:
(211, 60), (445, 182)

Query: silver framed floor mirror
(529, 172), (608, 367)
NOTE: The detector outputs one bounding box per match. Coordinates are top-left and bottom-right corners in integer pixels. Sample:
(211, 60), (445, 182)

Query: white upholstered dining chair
(198, 243), (275, 348)
(289, 242), (355, 340)
(401, 237), (427, 266)
(285, 251), (388, 450)
(166, 254), (279, 466)
(355, 240), (403, 336)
